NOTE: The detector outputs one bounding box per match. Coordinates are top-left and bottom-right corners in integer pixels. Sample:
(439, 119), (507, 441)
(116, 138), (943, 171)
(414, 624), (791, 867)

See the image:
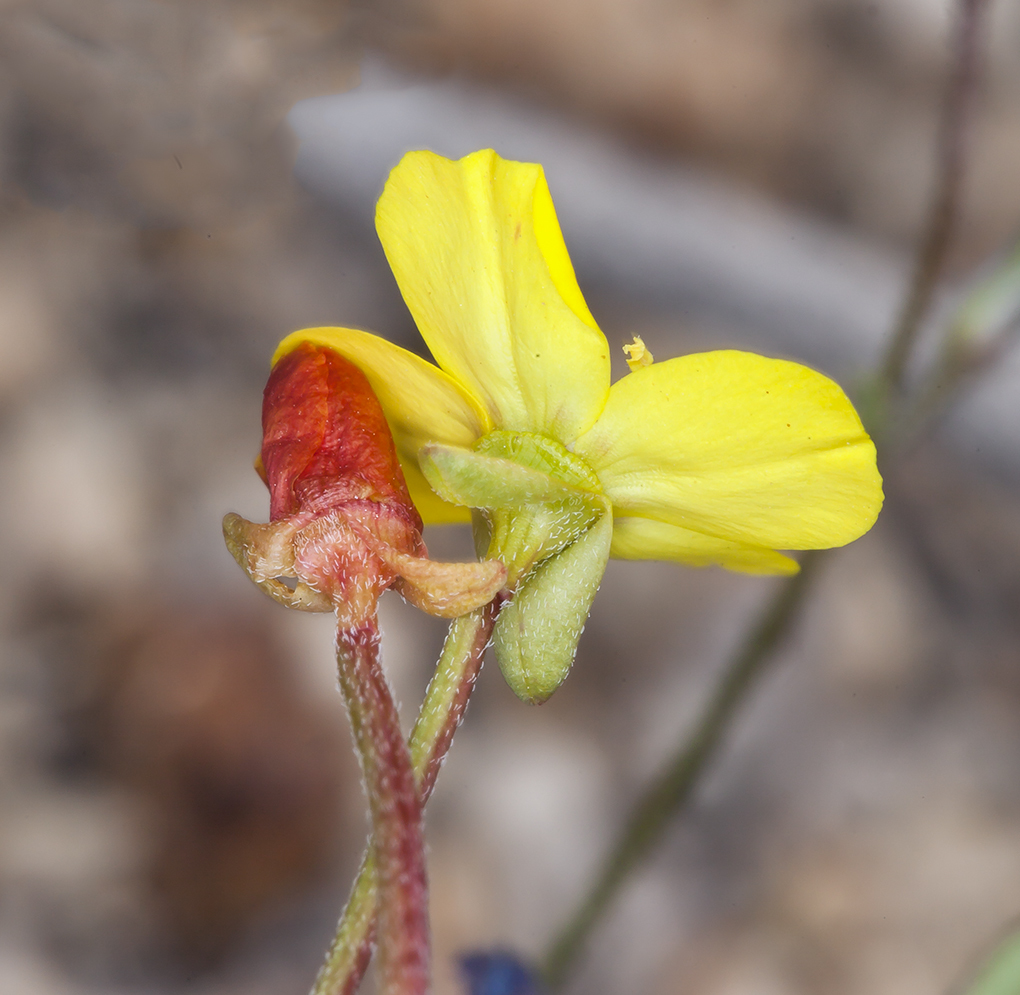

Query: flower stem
(878, 0), (990, 397)
(334, 622), (430, 995)
(540, 554), (822, 990)
(313, 601), (500, 995)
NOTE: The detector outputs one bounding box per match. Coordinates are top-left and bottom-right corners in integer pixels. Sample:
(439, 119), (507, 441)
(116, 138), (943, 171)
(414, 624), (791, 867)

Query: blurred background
(2, 1), (1020, 993)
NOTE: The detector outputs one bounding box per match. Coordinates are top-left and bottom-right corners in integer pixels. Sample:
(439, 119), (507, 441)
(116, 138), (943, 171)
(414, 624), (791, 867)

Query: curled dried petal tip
(223, 512), (333, 612)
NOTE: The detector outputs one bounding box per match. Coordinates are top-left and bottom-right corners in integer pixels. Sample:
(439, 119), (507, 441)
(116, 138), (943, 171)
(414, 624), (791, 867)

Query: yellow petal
(376, 149), (610, 443)
(400, 456), (471, 525)
(575, 351), (883, 550)
(610, 515), (799, 576)
(273, 326), (481, 524)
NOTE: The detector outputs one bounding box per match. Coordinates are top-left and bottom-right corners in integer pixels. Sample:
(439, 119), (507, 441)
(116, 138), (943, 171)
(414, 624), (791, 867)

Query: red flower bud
(224, 343), (505, 629)
(261, 343), (420, 524)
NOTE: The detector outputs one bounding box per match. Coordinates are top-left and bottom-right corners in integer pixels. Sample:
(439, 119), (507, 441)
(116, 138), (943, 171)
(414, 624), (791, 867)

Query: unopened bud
(224, 343), (505, 630)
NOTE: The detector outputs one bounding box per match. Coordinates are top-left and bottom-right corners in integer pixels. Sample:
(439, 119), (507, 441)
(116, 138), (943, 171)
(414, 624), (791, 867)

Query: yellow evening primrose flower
(272, 149), (883, 703)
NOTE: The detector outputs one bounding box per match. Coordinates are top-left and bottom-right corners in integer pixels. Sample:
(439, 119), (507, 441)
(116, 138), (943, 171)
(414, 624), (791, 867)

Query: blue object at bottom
(459, 950), (541, 995)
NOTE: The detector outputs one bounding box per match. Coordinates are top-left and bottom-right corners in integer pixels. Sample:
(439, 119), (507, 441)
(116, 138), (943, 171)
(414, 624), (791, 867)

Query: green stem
(312, 601), (500, 995)
(540, 554), (822, 990)
(878, 0), (990, 399)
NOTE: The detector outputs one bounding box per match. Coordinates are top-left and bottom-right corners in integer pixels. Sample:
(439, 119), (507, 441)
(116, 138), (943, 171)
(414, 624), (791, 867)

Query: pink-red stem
(335, 622), (430, 995)
(316, 601), (500, 995)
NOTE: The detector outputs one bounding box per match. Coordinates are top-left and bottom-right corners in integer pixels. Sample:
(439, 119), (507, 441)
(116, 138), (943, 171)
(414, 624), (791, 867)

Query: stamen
(623, 335), (654, 371)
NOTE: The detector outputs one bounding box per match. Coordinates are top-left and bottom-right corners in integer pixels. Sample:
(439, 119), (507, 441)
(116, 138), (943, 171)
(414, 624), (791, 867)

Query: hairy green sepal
(493, 511), (612, 702)
(420, 431), (612, 703)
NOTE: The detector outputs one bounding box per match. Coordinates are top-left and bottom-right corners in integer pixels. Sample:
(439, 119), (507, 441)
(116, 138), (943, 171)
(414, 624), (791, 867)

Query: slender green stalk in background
(541, 553), (822, 990)
(541, 0), (996, 987)
(904, 234), (1020, 439)
(879, 0), (991, 398)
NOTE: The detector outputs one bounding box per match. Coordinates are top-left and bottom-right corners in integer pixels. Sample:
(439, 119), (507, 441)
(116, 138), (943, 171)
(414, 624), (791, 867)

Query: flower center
(470, 431), (606, 589)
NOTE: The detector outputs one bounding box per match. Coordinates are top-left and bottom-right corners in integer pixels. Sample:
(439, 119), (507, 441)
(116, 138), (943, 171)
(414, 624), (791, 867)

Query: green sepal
(493, 510), (613, 704)
(423, 430), (612, 701)
(420, 442), (590, 510)
(485, 497), (601, 588)
(474, 431), (601, 492)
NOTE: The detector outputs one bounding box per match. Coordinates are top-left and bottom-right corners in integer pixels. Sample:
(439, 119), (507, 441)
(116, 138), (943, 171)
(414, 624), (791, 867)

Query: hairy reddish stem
(335, 622), (429, 995)
(313, 600), (500, 995)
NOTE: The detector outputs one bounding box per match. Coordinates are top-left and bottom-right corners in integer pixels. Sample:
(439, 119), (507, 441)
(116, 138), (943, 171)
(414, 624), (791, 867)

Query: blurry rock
(88, 603), (352, 967)
(0, 0), (367, 407)
(367, 0), (818, 186)
(0, 0), (355, 227)
(0, 5), (372, 976)
(361, 0), (1020, 255)
(0, 0), (376, 613)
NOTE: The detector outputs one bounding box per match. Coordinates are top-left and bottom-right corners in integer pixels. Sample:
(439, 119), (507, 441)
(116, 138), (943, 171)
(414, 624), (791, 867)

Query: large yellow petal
(375, 149), (611, 443)
(610, 516), (799, 576)
(274, 327), (480, 524)
(575, 351), (883, 550)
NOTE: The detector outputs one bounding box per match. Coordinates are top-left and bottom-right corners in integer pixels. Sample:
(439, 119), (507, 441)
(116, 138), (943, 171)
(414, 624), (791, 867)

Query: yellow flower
(272, 149), (883, 702)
